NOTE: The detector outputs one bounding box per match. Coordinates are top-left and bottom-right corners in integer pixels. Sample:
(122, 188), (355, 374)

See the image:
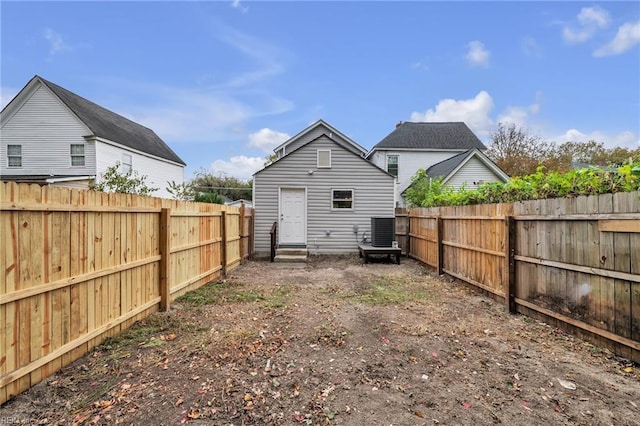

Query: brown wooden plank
(598, 219), (640, 233)
(598, 194), (616, 334)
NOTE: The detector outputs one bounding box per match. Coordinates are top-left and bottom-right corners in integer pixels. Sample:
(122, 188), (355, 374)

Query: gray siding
(446, 156), (505, 190)
(282, 123), (364, 157)
(254, 136), (394, 257)
(0, 85), (97, 176)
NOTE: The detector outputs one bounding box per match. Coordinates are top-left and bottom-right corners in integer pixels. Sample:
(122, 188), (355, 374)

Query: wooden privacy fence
(400, 192), (639, 362)
(0, 182), (254, 404)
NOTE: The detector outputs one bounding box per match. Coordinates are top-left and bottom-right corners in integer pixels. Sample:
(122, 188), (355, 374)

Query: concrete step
(274, 248), (308, 262)
(274, 254), (308, 263)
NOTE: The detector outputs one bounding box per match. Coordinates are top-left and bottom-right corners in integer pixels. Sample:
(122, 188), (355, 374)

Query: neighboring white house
(367, 122), (509, 206)
(0, 75), (186, 198)
(253, 120), (395, 258)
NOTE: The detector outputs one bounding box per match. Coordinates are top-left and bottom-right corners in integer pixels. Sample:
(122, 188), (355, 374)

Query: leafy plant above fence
(405, 161), (640, 207)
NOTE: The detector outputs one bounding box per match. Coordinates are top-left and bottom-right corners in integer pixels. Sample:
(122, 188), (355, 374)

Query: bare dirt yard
(2, 256), (639, 425)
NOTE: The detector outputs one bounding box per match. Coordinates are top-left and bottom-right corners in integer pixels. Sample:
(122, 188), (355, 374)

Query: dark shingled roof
(371, 122), (486, 151)
(426, 150), (473, 179)
(39, 76), (186, 166)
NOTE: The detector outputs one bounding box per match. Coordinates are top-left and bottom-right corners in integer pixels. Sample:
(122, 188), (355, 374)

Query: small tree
(486, 122), (554, 176)
(193, 192), (226, 204)
(166, 180), (195, 201)
(90, 162), (158, 196)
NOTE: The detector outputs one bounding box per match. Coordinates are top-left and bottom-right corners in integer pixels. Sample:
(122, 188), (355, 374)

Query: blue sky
(2, 1), (639, 181)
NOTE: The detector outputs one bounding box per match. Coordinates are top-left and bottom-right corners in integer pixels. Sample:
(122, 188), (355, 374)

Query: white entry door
(280, 188), (306, 245)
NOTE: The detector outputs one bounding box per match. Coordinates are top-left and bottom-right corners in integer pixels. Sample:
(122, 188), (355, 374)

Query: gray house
(367, 122), (508, 206)
(253, 120), (395, 259)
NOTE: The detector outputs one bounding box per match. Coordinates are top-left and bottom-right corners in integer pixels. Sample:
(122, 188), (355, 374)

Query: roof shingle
(39, 76), (186, 166)
(370, 122), (486, 151)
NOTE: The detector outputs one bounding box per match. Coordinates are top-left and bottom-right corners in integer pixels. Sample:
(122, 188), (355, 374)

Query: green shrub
(406, 161), (640, 207)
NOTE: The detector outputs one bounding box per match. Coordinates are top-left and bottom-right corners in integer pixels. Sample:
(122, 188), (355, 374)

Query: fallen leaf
(623, 367), (634, 374)
(557, 378), (576, 390)
(167, 333), (177, 341)
(415, 410), (425, 418)
(187, 409), (200, 419)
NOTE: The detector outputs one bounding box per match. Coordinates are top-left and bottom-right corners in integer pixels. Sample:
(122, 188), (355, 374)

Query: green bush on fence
(405, 161), (640, 207)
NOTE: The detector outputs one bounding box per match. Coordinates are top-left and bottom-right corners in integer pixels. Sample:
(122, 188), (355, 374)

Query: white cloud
(410, 91), (494, 137)
(248, 128), (290, 153)
(43, 28), (72, 55)
(465, 41), (490, 67)
(210, 155), (264, 181)
(231, 0), (249, 13)
(577, 6), (610, 28)
(562, 6), (610, 44)
(497, 93), (542, 128)
(216, 26), (286, 88)
(522, 36), (542, 57)
(552, 129), (639, 149)
(594, 21), (640, 57)
(411, 61), (429, 71)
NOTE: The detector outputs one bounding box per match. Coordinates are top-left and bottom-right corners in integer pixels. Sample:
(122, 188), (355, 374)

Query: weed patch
(177, 280), (265, 306)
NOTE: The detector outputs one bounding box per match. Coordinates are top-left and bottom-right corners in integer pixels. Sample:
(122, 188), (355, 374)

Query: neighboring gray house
(367, 122), (508, 206)
(253, 120), (395, 258)
(0, 75), (186, 198)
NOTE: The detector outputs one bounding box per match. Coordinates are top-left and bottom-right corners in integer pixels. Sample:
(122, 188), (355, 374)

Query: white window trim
(331, 188), (354, 211)
(70, 144), (85, 167)
(387, 155), (398, 177)
(317, 149), (331, 168)
(121, 153), (133, 174)
(7, 144), (22, 168)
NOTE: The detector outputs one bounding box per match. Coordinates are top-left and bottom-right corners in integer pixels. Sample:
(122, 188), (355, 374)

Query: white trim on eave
(441, 149), (509, 185)
(365, 147), (471, 158)
(273, 119), (367, 156)
(88, 136), (185, 168)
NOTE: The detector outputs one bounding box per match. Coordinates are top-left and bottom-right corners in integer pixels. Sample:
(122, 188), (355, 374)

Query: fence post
(406, 211), (411, 257)
(159, 208), (171, 311)
(505, 215), (517, 313)
(239, 203), (245, 261)
(436, 215), (444, 276)
(221, 211), (227, 276)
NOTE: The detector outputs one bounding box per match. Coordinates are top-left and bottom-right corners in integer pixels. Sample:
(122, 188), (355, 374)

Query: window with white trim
(70, 144), (85, 166)
(7, 145), (22, 167)
(317, 150), (331, 168)
(121, 153), (132, 174)
(387, 155), (398, 177)
(331, 189), (354, 210)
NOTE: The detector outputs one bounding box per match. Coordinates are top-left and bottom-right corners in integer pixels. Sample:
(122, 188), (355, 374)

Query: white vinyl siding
(254, 135), (394, 257)
(369, 149), (466, 206)
(7, 145), (22, 167)
(0, 84), (96, 176)
(445, 156), (505, 190)
(95, 141), (184, 199)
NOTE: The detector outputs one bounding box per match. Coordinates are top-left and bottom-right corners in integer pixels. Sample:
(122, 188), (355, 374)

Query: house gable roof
(4, 75), (186, 166)
(255, 133), (392, 178)
(274, 119), (367, 157)
(368, 122), (486, 155)
(426, 149), (509, 184)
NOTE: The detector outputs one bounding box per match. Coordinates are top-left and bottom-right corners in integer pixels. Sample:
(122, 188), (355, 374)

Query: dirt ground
(2, 256), (639, 425)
